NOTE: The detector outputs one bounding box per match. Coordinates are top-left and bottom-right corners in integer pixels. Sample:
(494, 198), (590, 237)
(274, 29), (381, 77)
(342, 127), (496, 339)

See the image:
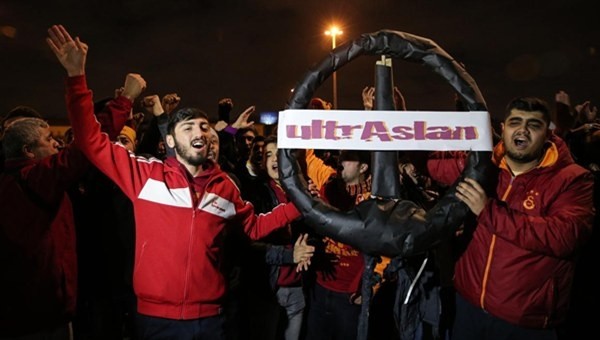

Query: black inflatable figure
(278, 30), (495, 339)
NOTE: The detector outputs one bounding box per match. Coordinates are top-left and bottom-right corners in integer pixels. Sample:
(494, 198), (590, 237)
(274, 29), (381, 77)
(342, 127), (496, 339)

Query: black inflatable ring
(278, 29), (494, 257)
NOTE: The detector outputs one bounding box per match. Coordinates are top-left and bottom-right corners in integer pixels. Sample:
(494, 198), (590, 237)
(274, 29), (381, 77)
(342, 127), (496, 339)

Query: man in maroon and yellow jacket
(453, 97), (595, 339)
(47, 25), (301, 339)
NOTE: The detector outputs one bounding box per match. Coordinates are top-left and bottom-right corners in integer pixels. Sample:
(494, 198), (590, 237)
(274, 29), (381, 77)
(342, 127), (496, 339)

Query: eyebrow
(180, 120), (208, 127)
(507, 117), (544, 124)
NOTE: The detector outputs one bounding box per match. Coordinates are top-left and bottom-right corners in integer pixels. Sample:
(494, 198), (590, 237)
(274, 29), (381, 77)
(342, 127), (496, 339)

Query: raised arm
(95, 73), (146, 140)
(48, 25), (149, 200)
(142, 94), (176, 158)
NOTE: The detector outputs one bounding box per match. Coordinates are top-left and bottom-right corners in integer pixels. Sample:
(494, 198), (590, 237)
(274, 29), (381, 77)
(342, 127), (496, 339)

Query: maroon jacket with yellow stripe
(454, 134), (595, 328)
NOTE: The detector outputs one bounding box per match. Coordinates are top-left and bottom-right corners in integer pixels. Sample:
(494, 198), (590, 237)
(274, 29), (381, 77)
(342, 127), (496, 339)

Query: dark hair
(309, 97), (331, 110)
(93, 97), (112, 115)
(339, 150), (371, 165)
(1, 106), (43, 127)
(252, 135), (265, 145)
(260, 135), (278, 174)
(235, 127), (258, 139)
(167, 108), (209, 136)
(263, 135), (277, 147)
(504, 97), (551, 126)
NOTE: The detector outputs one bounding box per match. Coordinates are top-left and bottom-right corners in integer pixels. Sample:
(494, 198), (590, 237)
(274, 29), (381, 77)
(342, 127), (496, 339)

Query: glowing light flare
(324, 27), (343, 49)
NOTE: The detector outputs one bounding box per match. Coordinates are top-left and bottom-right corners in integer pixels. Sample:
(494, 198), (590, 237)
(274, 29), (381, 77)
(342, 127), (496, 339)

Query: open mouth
(191, 139), (205, 149)
(513, 136), (529, 149)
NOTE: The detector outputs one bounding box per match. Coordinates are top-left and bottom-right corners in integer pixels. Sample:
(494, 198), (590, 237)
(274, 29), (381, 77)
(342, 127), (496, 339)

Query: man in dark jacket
(452, 97), (595, 340)
(0, 117), (85, 338)
(0, 83), (140, 338)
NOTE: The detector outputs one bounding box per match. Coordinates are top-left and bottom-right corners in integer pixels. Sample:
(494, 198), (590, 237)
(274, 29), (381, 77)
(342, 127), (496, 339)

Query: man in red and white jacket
(47, 25), (301, 339)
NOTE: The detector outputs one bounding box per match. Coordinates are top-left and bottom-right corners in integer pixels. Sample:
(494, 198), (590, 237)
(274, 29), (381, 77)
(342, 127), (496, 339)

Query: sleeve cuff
(65, 75), (88, 91)
(114, 95), (134, 109)
(223, 126), (238, 135)
(282, 248), (295, 264)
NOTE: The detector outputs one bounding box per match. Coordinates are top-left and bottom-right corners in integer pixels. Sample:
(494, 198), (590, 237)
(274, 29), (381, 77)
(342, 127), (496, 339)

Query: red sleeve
(65, 75), (150, 200)
(478, 170), (594, 257)
(21, 146), (89, 204)
(236, 200), (301, 240)
(94, 96), (132, 140)
(426, 151), (466, 187)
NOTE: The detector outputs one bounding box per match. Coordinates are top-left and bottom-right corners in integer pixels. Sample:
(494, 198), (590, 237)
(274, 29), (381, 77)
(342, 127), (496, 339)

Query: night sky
(1, 0), (598, 125)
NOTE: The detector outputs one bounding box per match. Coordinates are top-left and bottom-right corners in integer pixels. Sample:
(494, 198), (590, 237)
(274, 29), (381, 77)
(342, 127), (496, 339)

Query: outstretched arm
(48, 25), (149, 201)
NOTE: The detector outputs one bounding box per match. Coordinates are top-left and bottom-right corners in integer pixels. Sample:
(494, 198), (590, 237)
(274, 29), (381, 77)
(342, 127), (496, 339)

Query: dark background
(1, 0), (598, 125)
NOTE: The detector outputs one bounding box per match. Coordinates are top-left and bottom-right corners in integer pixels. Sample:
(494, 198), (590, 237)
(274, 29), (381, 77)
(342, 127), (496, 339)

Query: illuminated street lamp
(325, 26), (342, 109)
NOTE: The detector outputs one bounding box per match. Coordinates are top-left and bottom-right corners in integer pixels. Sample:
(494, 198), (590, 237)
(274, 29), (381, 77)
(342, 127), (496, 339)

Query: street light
(325, 26), (342, 109)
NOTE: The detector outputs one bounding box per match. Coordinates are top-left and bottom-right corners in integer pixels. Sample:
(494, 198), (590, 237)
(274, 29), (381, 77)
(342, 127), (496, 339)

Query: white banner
(277, 110), (493, 151)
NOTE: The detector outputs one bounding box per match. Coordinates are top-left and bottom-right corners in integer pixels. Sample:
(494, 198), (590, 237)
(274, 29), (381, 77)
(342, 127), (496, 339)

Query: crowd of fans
(0, 24), (597, 340)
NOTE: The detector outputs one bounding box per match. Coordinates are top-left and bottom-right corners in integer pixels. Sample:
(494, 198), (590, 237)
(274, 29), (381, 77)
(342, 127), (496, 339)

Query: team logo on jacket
(522, 190), (539, 210)
(199, 193), (236, 219)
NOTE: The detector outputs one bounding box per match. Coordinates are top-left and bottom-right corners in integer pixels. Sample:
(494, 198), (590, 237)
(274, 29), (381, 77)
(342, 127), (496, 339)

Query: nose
(519, 126), (531, 135)
(513, 123), (530, 135)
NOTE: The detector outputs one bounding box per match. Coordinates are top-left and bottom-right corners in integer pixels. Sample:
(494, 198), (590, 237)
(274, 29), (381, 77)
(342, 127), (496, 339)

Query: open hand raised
(46, 25), (87, 77)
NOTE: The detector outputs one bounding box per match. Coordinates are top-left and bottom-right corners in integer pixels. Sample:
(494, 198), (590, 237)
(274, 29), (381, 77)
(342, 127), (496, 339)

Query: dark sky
(1, 0), (598, 125)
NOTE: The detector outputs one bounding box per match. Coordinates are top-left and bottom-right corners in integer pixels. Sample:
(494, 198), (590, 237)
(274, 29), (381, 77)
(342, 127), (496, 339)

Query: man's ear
(165, 134), (175, 149)
(360, 163), (369, 175)
(22, 144), (35, 159)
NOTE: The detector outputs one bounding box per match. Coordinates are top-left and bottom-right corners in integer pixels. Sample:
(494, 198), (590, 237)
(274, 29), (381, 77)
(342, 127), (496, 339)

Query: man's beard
(175, 143), (207, 166)
(505, 148), (543, 164)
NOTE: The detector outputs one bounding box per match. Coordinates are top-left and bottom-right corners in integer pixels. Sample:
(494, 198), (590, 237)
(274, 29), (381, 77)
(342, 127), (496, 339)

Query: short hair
(1, 106), (43, 133)
(339, 150), (371, 165)
(235, 127), (259, 150)
(2, 118), (48, 159)
(339, 150), (371, 177)
(235, 127), (258, 138)
(504, 97), (551, 126)
(167, 108), (209, 136)
(309, 97), (332, 110)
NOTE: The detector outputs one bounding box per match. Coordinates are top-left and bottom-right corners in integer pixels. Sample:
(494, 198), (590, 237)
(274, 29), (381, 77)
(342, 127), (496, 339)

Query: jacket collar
(164, 156), (220, 178)
(493, 138), (560, 173)
(3, 157), (35, 172)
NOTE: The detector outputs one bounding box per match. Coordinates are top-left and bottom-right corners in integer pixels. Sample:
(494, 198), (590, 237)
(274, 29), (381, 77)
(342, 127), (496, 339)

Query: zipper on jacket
(181, 209), (196, 318)
(480, 175), (514, 310)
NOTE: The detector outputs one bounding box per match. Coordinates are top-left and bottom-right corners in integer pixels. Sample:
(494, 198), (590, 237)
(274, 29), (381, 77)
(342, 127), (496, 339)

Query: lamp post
(325, 26), (342, 109)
